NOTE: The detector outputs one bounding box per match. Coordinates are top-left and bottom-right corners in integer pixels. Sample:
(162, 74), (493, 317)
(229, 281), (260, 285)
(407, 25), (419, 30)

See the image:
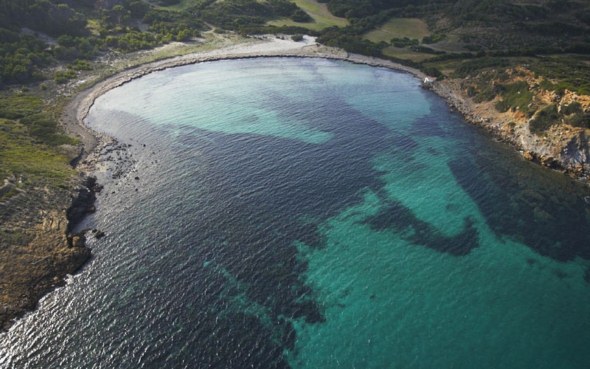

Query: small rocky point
(0, 175), (99, 332)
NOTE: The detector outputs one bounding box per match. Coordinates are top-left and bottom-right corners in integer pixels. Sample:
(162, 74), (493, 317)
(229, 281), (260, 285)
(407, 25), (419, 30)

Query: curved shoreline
(62, 37), (590, 183)
(62, 38), (426, 164)
(67, 38), (588, 183)
(5, 36), (585, 333)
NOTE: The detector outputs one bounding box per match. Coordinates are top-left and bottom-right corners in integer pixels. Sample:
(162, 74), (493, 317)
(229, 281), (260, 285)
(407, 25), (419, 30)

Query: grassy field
(363, 18), (430, 43)
(382, 46), (435, 63)
(425, 34), (468, 53)
(0, 95), (44, 120)
(268, 0), (348, 31)
(0, 119), (74, 186)
(0, 94), (76, 189)
(423, 59), (460, 76)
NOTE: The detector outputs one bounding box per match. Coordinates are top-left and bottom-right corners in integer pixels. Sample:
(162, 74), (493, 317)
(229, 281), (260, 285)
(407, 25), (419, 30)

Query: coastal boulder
(68, 233), (86, 248)
(66, 176), (99, 232)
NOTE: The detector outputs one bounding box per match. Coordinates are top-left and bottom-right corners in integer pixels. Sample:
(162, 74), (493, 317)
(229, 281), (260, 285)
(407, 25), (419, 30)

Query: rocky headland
(429, 70), (590, 182)
(0, 175), (99, 331)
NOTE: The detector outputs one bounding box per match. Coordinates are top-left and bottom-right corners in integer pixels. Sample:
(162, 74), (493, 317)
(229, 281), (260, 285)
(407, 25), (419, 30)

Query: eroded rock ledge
(430, 79), (590, 182)
(0, 175), (99, 332)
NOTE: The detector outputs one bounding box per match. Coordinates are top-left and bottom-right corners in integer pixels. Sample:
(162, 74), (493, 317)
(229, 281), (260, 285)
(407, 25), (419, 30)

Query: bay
(1, 58), (589, 369)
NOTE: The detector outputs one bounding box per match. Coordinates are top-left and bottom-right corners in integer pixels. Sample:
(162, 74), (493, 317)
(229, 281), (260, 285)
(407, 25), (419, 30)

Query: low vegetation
(0, 93), (75, 191)
(561, 102), (589, 128)
(494, 81), (534, 115)
(532, 56), (590, 96)
(0, 119), (75, 186)
(382, 46), (433, 63)
(0, 94), (44, 119)
(268, 0), (348, 30)
(363, 18), (430, 43)
(529, 104), (560, 134)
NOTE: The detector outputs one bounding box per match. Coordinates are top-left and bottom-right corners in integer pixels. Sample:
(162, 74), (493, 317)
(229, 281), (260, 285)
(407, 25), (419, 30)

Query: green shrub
(473, 85), (496, 103)
(105, 31), (162, 51)
(391, 37), (418, 48)
(495, 99), (510, 112)
(494, 81), (533, 114)
(566, 112), (589, 128)
(530, 57), (590, 96)
(454, 58), (510, 78)
(561, 102), (588, 128)
(54, 69), (77, 84)
(0, 118), (75, 186)
(561, 101), (583, 115)
(422, 33), (446, 44)
(317, 32), (383, 57)
(0, 94), (43, 119)
(291, 9), (312, 22)
(69, 59), (93, 71)
(529, 104), (559, 134)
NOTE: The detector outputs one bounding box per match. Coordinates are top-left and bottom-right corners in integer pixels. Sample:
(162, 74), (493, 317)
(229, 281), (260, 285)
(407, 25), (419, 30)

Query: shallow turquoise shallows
(1, 58), (590, 369)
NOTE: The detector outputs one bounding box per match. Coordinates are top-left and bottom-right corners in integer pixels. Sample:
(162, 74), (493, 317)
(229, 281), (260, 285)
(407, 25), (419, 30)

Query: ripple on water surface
(1, 58), (590, 369)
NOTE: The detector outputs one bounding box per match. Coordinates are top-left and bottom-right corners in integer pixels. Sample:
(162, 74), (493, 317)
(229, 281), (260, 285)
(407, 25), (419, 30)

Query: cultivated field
(269, 0), (348, 31)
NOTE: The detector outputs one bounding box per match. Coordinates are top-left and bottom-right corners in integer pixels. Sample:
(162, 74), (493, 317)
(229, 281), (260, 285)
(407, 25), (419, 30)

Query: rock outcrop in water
(0, 176), (98, 332)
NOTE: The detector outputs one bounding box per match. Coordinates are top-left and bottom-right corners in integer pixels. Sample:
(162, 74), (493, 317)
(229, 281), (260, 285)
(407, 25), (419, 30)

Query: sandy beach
(62, 36), (426, 165)
(62, 34), (590, 185)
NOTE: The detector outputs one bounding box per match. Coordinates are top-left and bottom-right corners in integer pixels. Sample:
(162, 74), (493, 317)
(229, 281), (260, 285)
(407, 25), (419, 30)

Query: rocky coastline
(429, 80), (590, 183)
(63, 37), (588, 184)
(3, 36), (587, 333)
(0, 174), (99, 332)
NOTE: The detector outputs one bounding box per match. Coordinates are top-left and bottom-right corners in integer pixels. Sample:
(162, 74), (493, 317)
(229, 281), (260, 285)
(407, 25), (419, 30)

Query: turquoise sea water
(1, 58), (590, 369)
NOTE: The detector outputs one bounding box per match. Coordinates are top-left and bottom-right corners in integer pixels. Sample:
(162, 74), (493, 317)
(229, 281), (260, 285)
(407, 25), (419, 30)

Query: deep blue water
(1, 58), (590, 369)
